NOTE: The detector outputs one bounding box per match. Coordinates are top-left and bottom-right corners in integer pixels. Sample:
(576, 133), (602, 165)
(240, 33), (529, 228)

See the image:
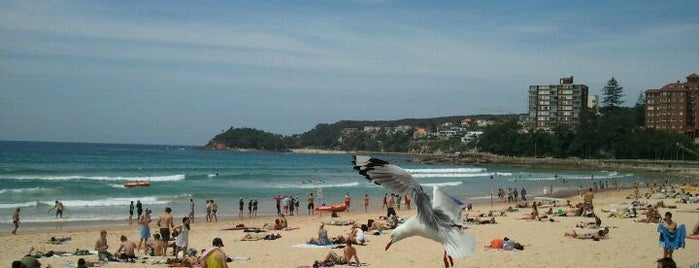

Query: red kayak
(124, 181), (151, 188)
(315, 203), (347, 212)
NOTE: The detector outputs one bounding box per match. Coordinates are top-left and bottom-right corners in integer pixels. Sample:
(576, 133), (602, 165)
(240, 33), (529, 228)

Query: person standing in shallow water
(48, 200), (65, 218)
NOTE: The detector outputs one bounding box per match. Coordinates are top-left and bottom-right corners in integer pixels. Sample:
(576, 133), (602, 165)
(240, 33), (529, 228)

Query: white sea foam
(268, 182), (362, 189)
(0, 187), (51, 194)
(420, 181), (463, 187)
(2, 174), (186, 182)
(0, 201), (38, 209)
(37, 196), (169, 207)
(405, 168), (486, 174)
(413, 172), (511, 178)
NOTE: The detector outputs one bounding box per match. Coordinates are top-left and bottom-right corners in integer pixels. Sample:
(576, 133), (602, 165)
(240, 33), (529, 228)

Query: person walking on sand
(189, 199), (195, 223)
(136, 200), (143, 218)
(252, 198), (258, 218)
(386, 194), (396, 218)
(12, 207), (20, 235)
(364, 194), (369, 213)
(205, 200), (212, 222)
(48, 200), (65, 218)
(274, 195), (282, 216)
(405, 194), (411, 210)
(294, 196), (300, 215)
(157, 207), (175, 256)
(307, 193), (315, 216)
(658, 211), (685, 259)
(344, 193), (351, 212)
(247, 198), (253, 218)
(238, 197), (244, 219)
(137, 208), (152, 254)
(128, 201), (135, 225)
(211, 200), (218, 222)
(289, 196), (296, 215)
(382, 193), (388, 209)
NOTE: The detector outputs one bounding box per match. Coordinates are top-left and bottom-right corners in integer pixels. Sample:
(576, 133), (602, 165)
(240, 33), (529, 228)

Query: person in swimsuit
(189, 199), (195, 223)
(211, 200), (218, 222)
(247, 198), (253, 218)
(308, 223), (331, 245)
(307, 193), (315, 216)
(137, 208), (152, 254)
(157, 207), (174, 256)
(252, 198), (258, 218)
(322, 240), (359, 265)
(129, 201), (134, 225)
(114, 235), (137, 261)
(136, 200), (143, 218)
(12, 207), (20, 235)
(95, 229), (109, 253)
(238, 198), (244, 219)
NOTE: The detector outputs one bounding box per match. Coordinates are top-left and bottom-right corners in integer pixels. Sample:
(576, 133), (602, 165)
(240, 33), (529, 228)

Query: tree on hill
(210, 127), (288, 151)
(602, 77), (624, 108)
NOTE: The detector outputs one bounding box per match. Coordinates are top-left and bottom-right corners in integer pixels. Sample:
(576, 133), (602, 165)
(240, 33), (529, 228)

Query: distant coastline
(291, 148), (699, 177)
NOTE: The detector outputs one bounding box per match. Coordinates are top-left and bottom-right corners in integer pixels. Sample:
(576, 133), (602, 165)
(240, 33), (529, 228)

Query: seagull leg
(442, 250), (452, 268)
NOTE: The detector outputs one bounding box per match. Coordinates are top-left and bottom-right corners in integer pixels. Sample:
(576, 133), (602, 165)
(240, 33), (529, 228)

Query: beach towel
(292, 243), (343, 249)
(657, 224), (686, 250)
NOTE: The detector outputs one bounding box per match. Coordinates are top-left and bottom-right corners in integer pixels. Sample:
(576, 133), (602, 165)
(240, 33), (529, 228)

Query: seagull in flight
(352, 155), (475, 268)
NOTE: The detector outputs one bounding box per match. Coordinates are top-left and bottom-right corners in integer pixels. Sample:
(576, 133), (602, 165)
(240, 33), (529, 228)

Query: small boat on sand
(124, 181), (151, 188)
(315, 203), (347, 212)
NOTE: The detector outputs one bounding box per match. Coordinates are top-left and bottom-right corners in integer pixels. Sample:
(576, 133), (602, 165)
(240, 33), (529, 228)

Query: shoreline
(5, 184), (635, 233)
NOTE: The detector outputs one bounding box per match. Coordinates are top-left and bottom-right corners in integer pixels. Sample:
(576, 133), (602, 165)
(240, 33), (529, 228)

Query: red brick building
(644, 73), (699, 138)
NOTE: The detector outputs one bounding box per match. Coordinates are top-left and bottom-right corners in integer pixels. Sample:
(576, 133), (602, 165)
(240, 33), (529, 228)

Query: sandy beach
(3, 187), (698, 268)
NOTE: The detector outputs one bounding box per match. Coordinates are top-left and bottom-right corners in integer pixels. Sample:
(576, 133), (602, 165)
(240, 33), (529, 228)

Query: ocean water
(0, 141), (655, 230)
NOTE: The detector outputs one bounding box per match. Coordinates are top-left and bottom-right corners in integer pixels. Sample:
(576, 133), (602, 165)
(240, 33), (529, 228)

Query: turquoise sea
(0, 141), (660, 231)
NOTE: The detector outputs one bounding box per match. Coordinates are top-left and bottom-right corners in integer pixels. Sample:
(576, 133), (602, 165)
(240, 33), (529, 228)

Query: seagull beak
(385, 240), (393, 251)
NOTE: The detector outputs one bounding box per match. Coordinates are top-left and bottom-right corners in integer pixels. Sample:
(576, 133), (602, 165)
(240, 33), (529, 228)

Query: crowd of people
(8, 185), (699, 267)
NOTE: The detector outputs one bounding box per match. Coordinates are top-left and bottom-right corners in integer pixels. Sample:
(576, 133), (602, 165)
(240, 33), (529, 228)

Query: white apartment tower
(528, 76), (589, 130)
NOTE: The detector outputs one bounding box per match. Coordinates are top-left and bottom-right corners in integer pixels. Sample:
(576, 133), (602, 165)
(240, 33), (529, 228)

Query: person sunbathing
(318, 240), (359, 266)
(308, 223), (331, 245)
(242, 233), (281, 241)
(27, 245), (69, 258)
(635, 207), (661, 223)
(262, 219), (285, 231)
(48, 236), (71, 245)
(564, 227), (609, 241)
(575, 215), (602, 228)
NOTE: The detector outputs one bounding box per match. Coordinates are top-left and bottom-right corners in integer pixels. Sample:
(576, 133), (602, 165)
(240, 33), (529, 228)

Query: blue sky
(1, 1), (698, 145)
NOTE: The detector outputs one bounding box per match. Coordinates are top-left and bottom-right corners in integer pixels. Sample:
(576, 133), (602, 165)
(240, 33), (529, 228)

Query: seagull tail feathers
(443, 230), (476, 259)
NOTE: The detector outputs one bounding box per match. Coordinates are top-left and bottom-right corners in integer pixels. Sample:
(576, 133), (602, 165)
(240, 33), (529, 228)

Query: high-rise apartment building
(644, 73), (699, 137)
(528, 76), (589, 130)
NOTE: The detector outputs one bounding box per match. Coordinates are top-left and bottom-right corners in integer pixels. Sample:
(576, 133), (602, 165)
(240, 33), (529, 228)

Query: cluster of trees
(208, 78), (697, 160)
(210, 127), (289, 151)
